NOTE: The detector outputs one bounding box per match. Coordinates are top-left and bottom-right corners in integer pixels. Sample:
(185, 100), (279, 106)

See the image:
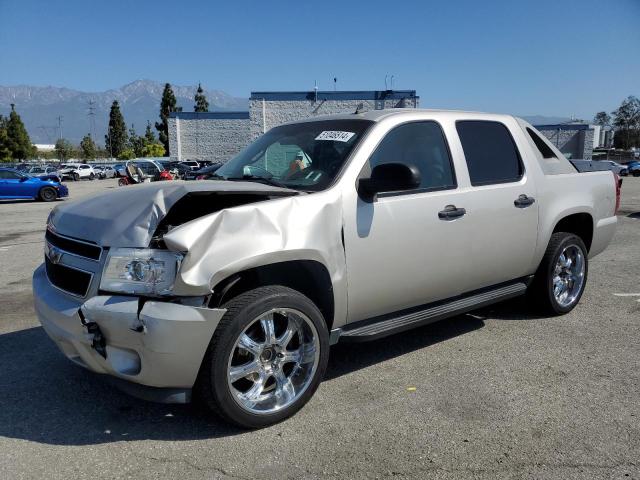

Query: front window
(215, 119), (373, 191)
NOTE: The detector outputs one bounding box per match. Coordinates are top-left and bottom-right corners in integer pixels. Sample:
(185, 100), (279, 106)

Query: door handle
(438, 205), (466, 220)
(514, 194), (535, 208)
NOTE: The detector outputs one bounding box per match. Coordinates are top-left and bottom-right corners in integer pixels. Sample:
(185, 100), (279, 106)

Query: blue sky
(0, 0), (638, 119)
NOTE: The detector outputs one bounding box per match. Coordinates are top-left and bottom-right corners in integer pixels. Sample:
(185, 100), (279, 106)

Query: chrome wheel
(227, 308), (320, 415)
(552, 244), (585, 307)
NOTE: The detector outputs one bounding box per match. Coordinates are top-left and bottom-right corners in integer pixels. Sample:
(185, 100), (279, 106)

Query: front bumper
(33, 264), (226, 400)
(57, 184), (69, 198)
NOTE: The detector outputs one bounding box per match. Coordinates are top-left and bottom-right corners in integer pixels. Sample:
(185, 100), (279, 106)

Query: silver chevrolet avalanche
(33, 109), (618, 428)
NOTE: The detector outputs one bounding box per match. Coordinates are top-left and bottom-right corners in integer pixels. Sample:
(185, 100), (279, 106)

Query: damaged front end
(35, 179), (347, 401)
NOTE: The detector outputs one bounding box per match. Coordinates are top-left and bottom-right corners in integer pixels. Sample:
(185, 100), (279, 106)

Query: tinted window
(0, 170), (20, 179)
(368, 121), (456, 191)
(526, 127), (556, 159)
(456, 121), (523, 186)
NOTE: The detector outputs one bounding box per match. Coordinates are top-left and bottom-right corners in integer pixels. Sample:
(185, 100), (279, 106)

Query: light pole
(108, 126), (114, 160)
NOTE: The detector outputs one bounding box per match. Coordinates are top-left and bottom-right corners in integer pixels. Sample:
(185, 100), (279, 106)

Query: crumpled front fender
(163, 189), (348, 327)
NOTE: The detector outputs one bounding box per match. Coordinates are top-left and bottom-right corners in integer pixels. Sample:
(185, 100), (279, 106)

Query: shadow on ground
(0, 313), (487, 446)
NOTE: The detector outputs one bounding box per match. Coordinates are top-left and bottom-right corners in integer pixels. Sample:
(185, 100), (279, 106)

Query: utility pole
(56, 116), (63, 140)
(87, 100), (96, 140)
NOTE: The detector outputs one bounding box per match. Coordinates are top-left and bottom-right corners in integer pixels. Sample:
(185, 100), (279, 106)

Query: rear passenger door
(455, 120), (539, 292)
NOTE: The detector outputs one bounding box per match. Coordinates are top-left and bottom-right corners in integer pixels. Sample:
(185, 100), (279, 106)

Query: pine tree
(80, 134), (97, 160)
(155, 83), (181, 156)
(128, 124), (146, 157)
(144, 121), (156, 144)
(6, 104), (35, 160)
(0, 115), (12, 162)
(105, 100), (128, 158)
(194, 83), (209, 112)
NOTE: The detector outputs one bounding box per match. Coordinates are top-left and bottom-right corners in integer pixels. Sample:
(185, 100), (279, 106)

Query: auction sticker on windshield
(315, 131), (356, 142)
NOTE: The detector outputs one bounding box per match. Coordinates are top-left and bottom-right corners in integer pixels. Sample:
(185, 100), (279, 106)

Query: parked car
(26, 165), (63, 183)
(179, 160), (200, 171)
(0, 167), (68, 201)
(184, 162), (223, 180)
(168, 162), (191, 179)
(58, 163), (96, 181)
(95, 166), (116, 179)
(570, 159), (628, 176)
(626, 161), (640, 177)
(34, 110), (618, 428)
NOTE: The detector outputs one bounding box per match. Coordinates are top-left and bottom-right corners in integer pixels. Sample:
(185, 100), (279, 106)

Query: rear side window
(456, 120), (524, 186)
(526, 127), (556, 159)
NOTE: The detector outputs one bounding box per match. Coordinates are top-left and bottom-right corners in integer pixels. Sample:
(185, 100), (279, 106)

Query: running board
(333, 281), (528, 343)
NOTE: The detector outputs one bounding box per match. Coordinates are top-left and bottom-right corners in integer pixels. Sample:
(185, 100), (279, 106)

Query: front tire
(73, 173), (80, 181)
(39, 186), (57, 202)
(196, 286), (329, 428)
(528, 232), (588, 315)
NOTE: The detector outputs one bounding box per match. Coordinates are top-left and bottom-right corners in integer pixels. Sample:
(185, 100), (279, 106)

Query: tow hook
(78, 309), (107, 358)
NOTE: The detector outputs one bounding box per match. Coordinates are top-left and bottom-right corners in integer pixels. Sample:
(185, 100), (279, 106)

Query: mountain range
(0, 80), (248, 145)
(0, 79), (572, 146)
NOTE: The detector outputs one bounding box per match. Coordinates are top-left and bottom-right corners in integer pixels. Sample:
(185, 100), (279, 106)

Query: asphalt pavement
(0, 177), (638, 479)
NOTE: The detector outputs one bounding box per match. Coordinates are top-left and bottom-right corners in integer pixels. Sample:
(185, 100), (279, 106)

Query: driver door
(342, 121), (472, 322)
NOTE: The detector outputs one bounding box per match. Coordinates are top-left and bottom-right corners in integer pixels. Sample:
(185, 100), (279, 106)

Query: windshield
(215, 119), (373, 191)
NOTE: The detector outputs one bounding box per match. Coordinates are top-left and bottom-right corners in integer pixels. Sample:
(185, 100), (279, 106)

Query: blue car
(627, 161), (640, 177)
(0, 167), (69, 202)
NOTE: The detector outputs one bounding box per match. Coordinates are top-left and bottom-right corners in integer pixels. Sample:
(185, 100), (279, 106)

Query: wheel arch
(209, 259), (336, 330)
(551, 212), (594, 252)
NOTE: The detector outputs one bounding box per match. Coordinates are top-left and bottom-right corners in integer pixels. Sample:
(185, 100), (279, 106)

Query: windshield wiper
(226, 175), (288, 189)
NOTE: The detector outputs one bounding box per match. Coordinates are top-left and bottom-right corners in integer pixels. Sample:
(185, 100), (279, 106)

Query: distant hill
(0, 80), (248, 145)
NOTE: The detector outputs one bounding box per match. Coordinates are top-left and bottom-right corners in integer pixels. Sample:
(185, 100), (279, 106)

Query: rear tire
(528, 232), (588, 315)
(39, 186), (57, 202)
(196, 285), (329, 429)
(89, 173), (95, 180)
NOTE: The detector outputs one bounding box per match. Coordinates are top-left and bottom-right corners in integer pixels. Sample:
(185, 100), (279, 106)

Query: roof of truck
(288, 108), (518, 124)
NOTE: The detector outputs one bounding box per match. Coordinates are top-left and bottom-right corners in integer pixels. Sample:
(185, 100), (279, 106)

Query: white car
(58, 163), (96, 181)
(96, 166), (116, 179)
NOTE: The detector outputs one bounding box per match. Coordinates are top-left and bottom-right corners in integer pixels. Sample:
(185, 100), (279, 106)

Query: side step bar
(332, 281), (528, 344)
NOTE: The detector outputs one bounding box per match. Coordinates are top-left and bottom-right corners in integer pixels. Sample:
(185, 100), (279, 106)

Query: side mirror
(357, 163), (421, 201)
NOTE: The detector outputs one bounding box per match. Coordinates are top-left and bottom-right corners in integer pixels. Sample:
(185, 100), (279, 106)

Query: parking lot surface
(1, 177), (639, 479)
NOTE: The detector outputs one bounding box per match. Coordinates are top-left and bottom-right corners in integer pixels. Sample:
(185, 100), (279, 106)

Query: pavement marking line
(613, 293), (640, 302)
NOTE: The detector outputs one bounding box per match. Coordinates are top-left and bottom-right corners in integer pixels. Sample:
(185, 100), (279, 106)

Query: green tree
(194, 83), (209, 112)
(117, 148), (136, 160)
(611, 96), (640, 149)
(144, 121), (156, 144)
(80, 134), (97, 160)
(155, 83), (181, 155)
(55, 138), (74, 161)
(128, 124), (145, 157)
(0, 115), (11, 162)
(6, 104), (35, 159)
(142, 142), (165, 157)
(105, 100), (128, 158)
(593, 111), (611, 127)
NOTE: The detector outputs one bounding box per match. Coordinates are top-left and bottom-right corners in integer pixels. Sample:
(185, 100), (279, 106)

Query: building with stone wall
(168, 90), (418, 162)
(534, 123), (595, 160)
(168, 111), (250, 163)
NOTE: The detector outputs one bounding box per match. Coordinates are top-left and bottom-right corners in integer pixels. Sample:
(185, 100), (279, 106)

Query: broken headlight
(100, 248), (183, 296)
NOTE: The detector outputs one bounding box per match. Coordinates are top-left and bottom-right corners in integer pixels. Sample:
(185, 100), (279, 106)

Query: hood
(48, 180), (299, 247)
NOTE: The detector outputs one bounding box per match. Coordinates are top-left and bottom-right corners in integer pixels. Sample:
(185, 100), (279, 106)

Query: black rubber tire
(39, 186), (57, 202)
(528, 232), (588, 315)
(196, 285), (330, 429)
(89, 173), (95, 180)
(118, 178), (127, 186)
(73, 173), (80, 181)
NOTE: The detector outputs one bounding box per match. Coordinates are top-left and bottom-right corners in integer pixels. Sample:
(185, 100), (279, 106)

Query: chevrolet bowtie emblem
(46, 244), (63, 265)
